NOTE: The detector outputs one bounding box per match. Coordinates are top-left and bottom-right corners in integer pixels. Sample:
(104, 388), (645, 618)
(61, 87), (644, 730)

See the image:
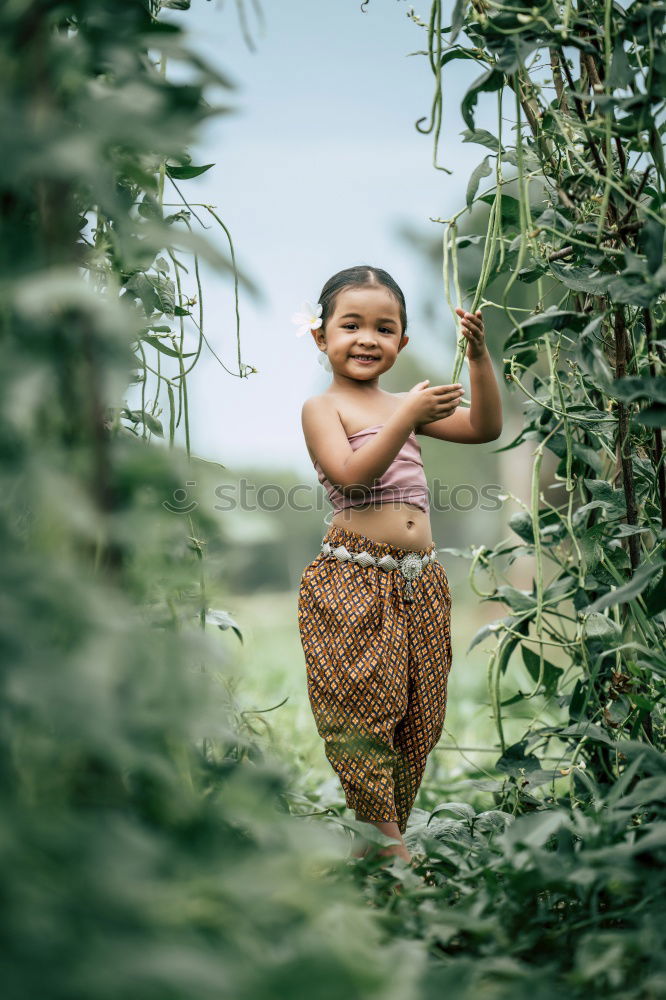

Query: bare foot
(352, 812), (412, 863)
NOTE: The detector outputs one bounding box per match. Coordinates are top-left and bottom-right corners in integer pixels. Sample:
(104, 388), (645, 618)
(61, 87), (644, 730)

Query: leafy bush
(0, 3), (424, 998)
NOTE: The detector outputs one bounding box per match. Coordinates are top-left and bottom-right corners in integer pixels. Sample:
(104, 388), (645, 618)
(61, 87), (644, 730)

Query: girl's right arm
(302, 381), (464, 492)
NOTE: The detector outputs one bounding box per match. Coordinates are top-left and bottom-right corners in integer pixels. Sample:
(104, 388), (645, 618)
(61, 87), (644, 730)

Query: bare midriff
(331, 502), (432, 551)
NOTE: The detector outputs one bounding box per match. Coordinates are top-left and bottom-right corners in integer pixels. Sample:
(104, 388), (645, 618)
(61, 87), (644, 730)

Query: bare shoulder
(301, 395), (343, 451)
(301, 393), (339, 426)
(300, 395), (356, 483)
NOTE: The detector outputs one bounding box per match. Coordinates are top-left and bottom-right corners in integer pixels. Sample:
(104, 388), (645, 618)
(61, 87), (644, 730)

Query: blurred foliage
(0, 2), (426, 998)
(351, 754), (666, 999)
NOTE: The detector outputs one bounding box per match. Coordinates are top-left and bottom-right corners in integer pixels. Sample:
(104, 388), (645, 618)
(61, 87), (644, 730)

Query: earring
(318, 351), (333, 373)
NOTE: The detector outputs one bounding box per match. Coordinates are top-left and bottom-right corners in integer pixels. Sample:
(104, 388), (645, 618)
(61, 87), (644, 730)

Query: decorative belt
(320, 540), (438, 601)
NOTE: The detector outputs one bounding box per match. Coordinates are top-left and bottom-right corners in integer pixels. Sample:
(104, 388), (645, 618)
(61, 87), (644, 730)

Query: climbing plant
(328, 7), (666, 998)
(403, 0), (666, 804)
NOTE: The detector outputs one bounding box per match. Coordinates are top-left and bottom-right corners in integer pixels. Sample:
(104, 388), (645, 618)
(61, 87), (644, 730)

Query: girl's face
(314, 285), (408, 383)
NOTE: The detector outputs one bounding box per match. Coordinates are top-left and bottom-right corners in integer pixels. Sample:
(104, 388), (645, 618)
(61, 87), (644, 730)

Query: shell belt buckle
(397, 551), (425, 602)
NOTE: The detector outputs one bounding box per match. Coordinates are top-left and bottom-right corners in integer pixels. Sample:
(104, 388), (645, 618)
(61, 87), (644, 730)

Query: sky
(154, 0), (497, 476)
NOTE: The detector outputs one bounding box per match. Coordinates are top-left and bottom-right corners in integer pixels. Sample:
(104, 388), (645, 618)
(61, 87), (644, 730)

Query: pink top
(313, 423), (430, 515)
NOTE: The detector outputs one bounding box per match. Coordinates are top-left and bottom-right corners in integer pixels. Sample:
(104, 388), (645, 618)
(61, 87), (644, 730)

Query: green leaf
(479, 192), (520, 229)
(571, 441), (604, 475)
(454, 233), (484, 248)
(519, 307), (589, 335)
(586, 559), (665, 613)
(450, 0), (467, 42)
(428, 801), (476, 823)
(496, 739), (541, 776)
(607, 265), (666, 307)
(125, 272), (160, 315)
(516, 259), (548, 283)
(461, 127), (504, 152)
(146, 274), (176, 316)
(638, 215), (665, 274)
(549, 260), (615, 293)
(613, 523), (650, 538)
(543, 575), (577, 603)
(578, 479), (627, 519)
(632, 822), (666, 854)
(500, 147), (541, 172)
(121, 407), (164, 437)
(497, 618), (530, 675)
(502, 809), (569, 849)
(505, 307), (589, 351)
(466, 154), (493, 208)
(558, 721), (617, 746)
(522, 646), (563, 696)
(141, 335), (197, 359)
(509, 510), (533, 543)
(577, 316), (614, 392)
(138, 193), (162, 221)
(608, 37), (634, 89)
(615, 776), (666, 811)
(634, 404), (666, 427)
(461, 69), (505, 131)
(467, 616), (512, 652)
(166, 162), (215, 180)
(473, 810), (512, 833)
(205, 609), (243, 643)
(582, 611), (622, 643)
(613, 376), (666, 404)
(644, 566), (666, 615)
(568, 680), (587, 722)
(131, 272), (176, 315)
(493, 584), (535, 613)
(500, 692), (525, 706)
(438, 46), (478, 69)
(494, 37), (541, 74)
(165, 209), (192, 226)
(142, 412), (164, 437)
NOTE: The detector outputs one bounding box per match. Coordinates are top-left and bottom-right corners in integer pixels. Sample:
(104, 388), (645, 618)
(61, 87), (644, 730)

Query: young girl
(297, 265), (502, 866)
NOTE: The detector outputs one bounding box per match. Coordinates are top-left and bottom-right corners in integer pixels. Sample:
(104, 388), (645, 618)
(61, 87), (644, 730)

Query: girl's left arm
(416, 308), (503, 444)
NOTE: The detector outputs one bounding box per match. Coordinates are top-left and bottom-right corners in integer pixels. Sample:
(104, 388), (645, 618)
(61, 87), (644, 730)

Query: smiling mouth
(351, 355), (379, 362)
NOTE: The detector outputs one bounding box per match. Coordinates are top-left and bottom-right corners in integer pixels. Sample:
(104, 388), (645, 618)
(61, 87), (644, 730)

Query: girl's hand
(402, 379), (465, 426)
(455, 307), (487, 360)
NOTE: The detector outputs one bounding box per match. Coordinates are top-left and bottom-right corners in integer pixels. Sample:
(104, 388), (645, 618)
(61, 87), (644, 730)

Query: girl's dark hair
(317, 265), (407, 337)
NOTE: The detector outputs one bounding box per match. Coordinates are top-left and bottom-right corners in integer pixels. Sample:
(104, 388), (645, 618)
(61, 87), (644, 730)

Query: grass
(219, 579), (568, 819)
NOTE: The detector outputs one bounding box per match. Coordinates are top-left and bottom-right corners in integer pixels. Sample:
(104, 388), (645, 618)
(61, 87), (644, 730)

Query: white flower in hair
(291, 300), (323, 337)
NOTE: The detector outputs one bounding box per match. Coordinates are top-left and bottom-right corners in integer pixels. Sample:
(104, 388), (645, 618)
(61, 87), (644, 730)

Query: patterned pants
(297, 524), (453, 835)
